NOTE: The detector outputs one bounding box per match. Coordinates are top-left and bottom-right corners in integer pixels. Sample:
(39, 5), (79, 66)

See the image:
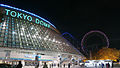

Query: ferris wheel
(81, 30), (109, 56)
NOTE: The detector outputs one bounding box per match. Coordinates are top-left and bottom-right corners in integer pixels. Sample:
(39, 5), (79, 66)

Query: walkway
(23, 65), (120, 68)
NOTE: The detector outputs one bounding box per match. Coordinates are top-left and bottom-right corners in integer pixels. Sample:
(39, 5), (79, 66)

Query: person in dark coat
(102, 63), (104, 68)
(112, 62), (113, 68)
(106, 63), (108, 68)
(51, 63), (53, 68)
(106, 63), (110, 68)
(68, 63), (71, 68)
(16, 61), (22, 68)
(57, 64), (59, 68)
(63, 64), (65, 68)
(43, 62), (48, 68)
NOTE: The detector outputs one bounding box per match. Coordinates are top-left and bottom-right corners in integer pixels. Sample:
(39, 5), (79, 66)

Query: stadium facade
(0, 4), (84, 67)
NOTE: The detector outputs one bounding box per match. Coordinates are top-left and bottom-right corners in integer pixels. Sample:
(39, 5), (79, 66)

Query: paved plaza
(47, 65), (120, 68)
(22, 65), (120, 68)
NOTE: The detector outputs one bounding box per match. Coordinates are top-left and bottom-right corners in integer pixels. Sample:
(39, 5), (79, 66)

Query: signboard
(4, 9), (50, 28)
(39, 55), (56, 61)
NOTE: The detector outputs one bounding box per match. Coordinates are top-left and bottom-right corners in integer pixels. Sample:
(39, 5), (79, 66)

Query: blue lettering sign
(27, 16), (32, 21)
(23, 14), (27, 20)
(17, 12), (22, 19)
(35, 18), (40, 24)
(5, 9), (10, 15)
(10, 11), (16, 17)
(47, 25), (50, 28)
(4, 9), (51, 28)
(40, 20), (44, 25)
(44, 23), (48, 27)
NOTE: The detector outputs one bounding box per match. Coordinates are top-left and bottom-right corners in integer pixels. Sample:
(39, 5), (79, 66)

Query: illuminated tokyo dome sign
(5, 9), (50, 28)
(0, 4), (56, 28)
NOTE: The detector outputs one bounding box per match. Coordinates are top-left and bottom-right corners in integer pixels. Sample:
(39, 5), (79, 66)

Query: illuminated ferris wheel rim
(81, 30), (109, 52)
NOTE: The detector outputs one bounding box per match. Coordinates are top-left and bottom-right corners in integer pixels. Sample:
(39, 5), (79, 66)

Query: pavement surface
(70, 66), (120, 68)
(23, 65), (120, 68)
(56, 65), (120, 68)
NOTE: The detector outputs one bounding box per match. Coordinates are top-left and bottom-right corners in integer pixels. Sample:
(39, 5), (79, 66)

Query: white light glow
(21, 27), (24, 30)
(31, 27), (33, 30)
(21, 33), (23, 35)
(39, 36), (41, 39)
(33, 35), (36, 38)
(52, 38), (55, 42)
(44, 38), (47, 40)
(49, 39), (51, 41)
(12, 31), (16, 34)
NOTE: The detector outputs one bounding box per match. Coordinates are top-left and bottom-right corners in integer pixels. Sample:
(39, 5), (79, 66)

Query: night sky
(1, 0), (120, 49)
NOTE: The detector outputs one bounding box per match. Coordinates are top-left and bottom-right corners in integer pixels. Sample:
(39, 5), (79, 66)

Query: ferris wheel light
(81, 30), (109, 55)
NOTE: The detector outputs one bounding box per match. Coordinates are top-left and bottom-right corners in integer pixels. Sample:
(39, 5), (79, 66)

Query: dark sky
(1, 0), (120, 49)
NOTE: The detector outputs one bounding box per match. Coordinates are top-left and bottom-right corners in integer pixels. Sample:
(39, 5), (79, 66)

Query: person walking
(102, 63), (104, 68)
(68, 63), (70, 68)
(43, 62), (48, 68)
(95, 63), (97, 68)
(16, 61), (22, 68)
(63, 64), (65, 68)
(111, 62), (113, 68)
(51, 63), (53, 68)
(108, 63), (110, 68)
(106, 63), (110, 68)
(57, 63), (59, 68)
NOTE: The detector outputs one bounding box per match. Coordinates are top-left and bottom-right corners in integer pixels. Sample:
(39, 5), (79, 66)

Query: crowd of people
(13, 61), (113, 68)
(48, 63), (71, 68)
(15, 61), (72, 68)
(94, 62), (111, 68)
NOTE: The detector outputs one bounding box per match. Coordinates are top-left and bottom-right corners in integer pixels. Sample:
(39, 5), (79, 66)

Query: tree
(93, 47), (120, 60)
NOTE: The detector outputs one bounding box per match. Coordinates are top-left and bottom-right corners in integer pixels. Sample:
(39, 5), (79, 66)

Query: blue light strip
(10, 58), (33, 60)
(0, 4), (56, 28)
(11, 58), (52, 61)
(62, 32), (76, 40)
